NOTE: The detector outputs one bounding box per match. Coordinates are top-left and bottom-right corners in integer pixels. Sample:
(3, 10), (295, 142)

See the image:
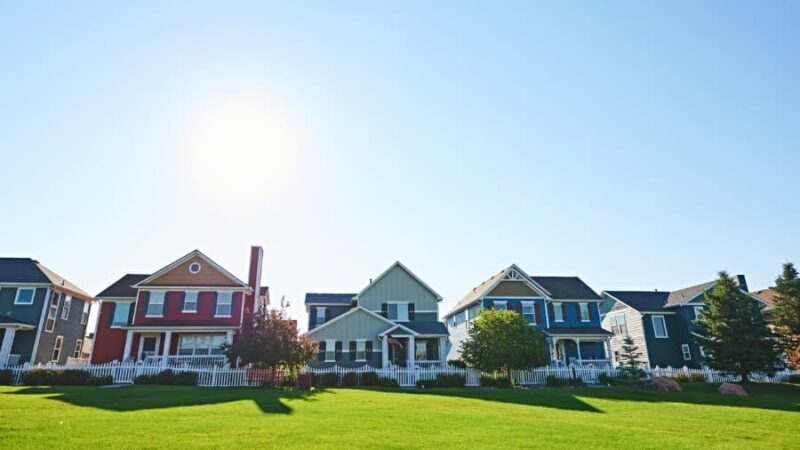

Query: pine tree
(618, 336), (645, 381)
(772, 262), (800, 369)
(695, 271), (783, 382)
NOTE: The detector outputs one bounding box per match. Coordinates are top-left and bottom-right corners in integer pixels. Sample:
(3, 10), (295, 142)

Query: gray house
(0, 258), (94, 366)
(305, 262), (448, 369)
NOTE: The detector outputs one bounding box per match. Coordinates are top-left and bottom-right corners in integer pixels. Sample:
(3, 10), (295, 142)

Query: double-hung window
(610, 315), (619, 334)
(415, 341), (428, 361)
(355, 340), (366, 361)
(183, 291), (198, 313)
(693, 306), (705, 321)
(73, 339), (83, 358)
(80, 302), (90, 325)
(14, 288), (35, 305)
(51, 336), (64, 362)
(681, 344), (692, 361)
(579, 302), (590, 322)
(617, 314), (628, 335)
(552, 302), (564, 322)
(60, 296), (72, 320)
(147, 292), (165, 317)
(45, 293), (60, 332)
(179, 335), (226, 356)
(215, 292), (233, 317)
(112, 302), (132, 327)
(494, 301), (507, 311)
(522, 302), (536, 325)
(325, 340), (336, 362)
(388, 303), (409, 322)
(652, 315), (668, 338)
(316, 307), (326, 326)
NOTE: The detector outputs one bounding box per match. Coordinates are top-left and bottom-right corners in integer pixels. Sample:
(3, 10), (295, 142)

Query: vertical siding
(357, 265), (439, 313)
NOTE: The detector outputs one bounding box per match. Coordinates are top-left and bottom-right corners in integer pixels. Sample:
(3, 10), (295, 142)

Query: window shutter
(318, 341), (326, 361)
(588, 304), (594, 321)
(408, 304), (415, 321)
(534, 303), (541, 325)
(381, 303), (388, 317)
(179, 292), (186, 312)
(325, 308), (331, 321)
(141, 292), (150, 317)
(211, 292), (219, 315)
(516, 302), (523, 315)
(489, 302), (495, 310)
(335, 341), (342, 361)
(310, 307), (317, 328)
(366, 341), (373, 359)
(561, 303), (566, 320)
(548, 302), (554, 320)
(107, 303), (116, 326)
(349, 341), (356, 361)
(575, 303), (580, 319)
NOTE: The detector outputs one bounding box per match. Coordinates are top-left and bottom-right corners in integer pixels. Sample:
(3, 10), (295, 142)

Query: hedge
(22, 369), (92, 386)
(416, 374), (466, 388)
(133, 370), (198, 386)
(0, 369), (15, 385)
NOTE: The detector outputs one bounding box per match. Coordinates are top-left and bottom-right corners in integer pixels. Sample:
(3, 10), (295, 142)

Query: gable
(486, 280), (543, 298)
(139, 253), (245, 288)
(306, 307), (393, 340)
(357, 263), (440, 311)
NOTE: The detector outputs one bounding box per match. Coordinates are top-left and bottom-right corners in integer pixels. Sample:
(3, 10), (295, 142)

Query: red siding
(133, 290), (244, 326)
(91, 302), (128, 364)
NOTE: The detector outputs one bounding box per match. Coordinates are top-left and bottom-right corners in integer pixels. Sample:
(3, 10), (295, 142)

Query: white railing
(142, 355), (228, 368)
(3, 362), (798, 388)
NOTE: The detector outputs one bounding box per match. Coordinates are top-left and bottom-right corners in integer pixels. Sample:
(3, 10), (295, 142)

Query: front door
(138, 335), (160, 360)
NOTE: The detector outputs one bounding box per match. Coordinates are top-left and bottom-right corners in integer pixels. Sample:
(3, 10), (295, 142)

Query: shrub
(376, 377), (399, 388)
(448, 360), (467, 369)
(360, 372), (379, 386)
(173, 371), (198, 386)
(416, 374), (466, 388)
(546, 375), (584, 388)
(22, 369), (91, 386)
(480, 375), (497, 387)
(494, 376), (514, 389)
(598, 373), (614, 385)
(0, 369), (15, 385)
(341, 372), (358, 387)
(672, 373), (706, 383)
(279, 373), (297, 388)
(133, 374), (155, 385)
(88, 375), (113, 386)
(315, 372), (339, 387)
(134, 370), (197, 386)
(787, 374), (800, 384)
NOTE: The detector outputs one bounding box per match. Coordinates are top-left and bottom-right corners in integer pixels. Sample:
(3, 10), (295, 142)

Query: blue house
(444, 264), (611, 367)
(600, 274), (767, 368)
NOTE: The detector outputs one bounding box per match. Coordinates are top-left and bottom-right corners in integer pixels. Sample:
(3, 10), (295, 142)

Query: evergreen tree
(618, 336), (645, 381)
(772, 262), (800, 369)
(695, 271), (783, 382)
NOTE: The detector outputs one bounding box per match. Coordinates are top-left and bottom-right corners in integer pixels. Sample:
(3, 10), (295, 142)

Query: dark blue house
(600, 274), (767, 368)
(444, 264), (611, 367)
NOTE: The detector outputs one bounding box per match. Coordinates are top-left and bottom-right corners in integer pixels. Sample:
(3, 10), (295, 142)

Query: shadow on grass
(5, 385), (324, 414)
(368, 382), (800, 414)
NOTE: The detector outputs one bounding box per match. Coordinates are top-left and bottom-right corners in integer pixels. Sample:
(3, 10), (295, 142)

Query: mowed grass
(1, 383), (798, 449)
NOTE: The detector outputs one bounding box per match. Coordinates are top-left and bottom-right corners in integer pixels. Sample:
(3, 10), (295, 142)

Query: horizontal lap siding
(307, 310), (390, 348)
(91, 302), (128, 363)
(143, 256), (242, 287)
(545, 301), (602, 329)
(602, 302), (650, 367)
(134, 291), (243, 326)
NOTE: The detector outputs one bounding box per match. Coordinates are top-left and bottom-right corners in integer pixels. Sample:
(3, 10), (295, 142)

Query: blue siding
(545, 301), (602, 329)
(481, 298), (547, 329)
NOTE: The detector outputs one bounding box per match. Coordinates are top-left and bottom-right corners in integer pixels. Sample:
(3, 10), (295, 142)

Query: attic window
(189, 262), (202, 274)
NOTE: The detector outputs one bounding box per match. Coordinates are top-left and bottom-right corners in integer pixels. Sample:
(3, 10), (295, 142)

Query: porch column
(0, 328), (17, 367)
(225, 330), (234, 344)
(576, 338), (583, 362)
(381, 336), (388, 368)
(439, 337), (447, 367)
(123, 330), (133, 362)
(161, 331), (172, 368)
(407, 336), (415, 368)
(603, 340), (610, 359)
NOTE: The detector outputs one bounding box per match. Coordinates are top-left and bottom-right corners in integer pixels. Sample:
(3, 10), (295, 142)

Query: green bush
(341, 372), (358, 387)
(360, 372), (379, 386)
(133, 370), (197, 386)
(173, 371), (198, 386)
(787, 374), (800, 384)
(416, 374), (466, 388)
(279, 373), (297, 388)
(598, 373), (614, 385)
(315, 372), (339, 387)
(495, 376), (514, 389)
(480, 375), (497, 387)
(88, 375), (113, 386)
(133, 374), (155, 385)
(546, 375), (584, 388)
(22, 369), (92, 386)
(376, 377), (399, 388)
(448, 360), (467, 369)
(0, 369), (15, 385)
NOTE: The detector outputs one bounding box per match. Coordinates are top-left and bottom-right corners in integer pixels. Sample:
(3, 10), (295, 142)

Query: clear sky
(2, 2), (798, 332)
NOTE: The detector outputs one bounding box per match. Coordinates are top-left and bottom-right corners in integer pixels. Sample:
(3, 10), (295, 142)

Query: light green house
(305, 262), (449, 369)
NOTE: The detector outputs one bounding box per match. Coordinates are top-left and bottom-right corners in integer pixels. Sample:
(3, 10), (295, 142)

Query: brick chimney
(244, 246), (264, 315)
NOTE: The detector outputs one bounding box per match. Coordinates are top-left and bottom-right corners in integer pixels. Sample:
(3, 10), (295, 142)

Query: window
(147, 292), (165, 317)
(112, 302), (132, 326)
(215, 292), (233, 317)
(14, 288), (35, 305)
(183, 291), (198, 313)
(579, 302), (590, 322)
(388, 303), (409, 322)
(73, 339), (83, 358)
(356, 340), (366, 361)
(617, 314), (627, 335)
(51, 336), (64, 362)
(189, 262), (202, 274)
(325, 340), (336, 362)
(316, 307), (326, 326)
(61, 296), (72, 320)
(694, 306), (705, 321)
(494, 301), (507, 311)
(178, 335), (226, 356)
(652, 315), (668, 338)
(80, 302), (90, 325)
(553, 302), (564, 322)
(681, 344), (692, 361)
(45, 293), (61, 332)
(522, 302), (536, 325)
(415, 341), (428, 361)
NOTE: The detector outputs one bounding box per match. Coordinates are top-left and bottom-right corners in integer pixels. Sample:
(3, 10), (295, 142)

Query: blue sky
(2, 2), (798, 330)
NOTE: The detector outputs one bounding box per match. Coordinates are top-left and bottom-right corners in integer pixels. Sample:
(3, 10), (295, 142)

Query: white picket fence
(3, 362), (798, 388)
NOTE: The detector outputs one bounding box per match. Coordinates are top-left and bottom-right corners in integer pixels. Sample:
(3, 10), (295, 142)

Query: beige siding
(145, 256), (241, 287)
(486, 280), (542, 297)
(446, 322), (469, 361)
(307, 308), (392, 347)
(358, 265), (439, 312)
(601, 302), (650, 368)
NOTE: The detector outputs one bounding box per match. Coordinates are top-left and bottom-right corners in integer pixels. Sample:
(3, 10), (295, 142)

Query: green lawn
(1, 383), (798, 449)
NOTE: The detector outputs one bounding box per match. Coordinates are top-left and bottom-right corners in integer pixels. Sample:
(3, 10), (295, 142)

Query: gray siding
(601, 300), (650, 368)
(34, 291), (90, 364)
(0, 286), (49, 364)
(357, 265), (439, 314)
(307, 308), (391, 346)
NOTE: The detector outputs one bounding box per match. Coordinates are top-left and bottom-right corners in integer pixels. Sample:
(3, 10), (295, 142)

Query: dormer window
(189, 262), (202, 274)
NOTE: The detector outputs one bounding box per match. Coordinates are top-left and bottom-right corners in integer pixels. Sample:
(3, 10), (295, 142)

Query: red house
(91, 247), (267, 366)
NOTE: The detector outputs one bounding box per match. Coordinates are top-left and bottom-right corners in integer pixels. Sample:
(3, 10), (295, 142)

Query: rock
(650, 377), (683, 392)
(719, 383), (748, 396)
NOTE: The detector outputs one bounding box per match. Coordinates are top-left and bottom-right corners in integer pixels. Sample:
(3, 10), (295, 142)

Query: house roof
(0, 258), (93, 302)
(403, 321), (448, 335)
(96, 274), (150, 298)
(530, 276), (600, 300)
(355, 261), (443, 302)
(133, 249), (248, 288)
(665, 280), (716, 306)
(305, 293), (356, 305)
(751, 288), (776, 311)
(544, 327), (612, 336)
(0, 314), (37, 328)
(604, 291), (670, 312)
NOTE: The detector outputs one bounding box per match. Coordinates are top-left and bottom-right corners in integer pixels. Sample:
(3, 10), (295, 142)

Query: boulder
(650, 377), (683, 392)
(719, 383), (748, 396)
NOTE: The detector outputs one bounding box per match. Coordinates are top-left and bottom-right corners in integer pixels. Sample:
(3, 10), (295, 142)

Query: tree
(695, 271), (783, 382)
(772, 262), (800, 369)
(225, 296), (317, 371)
(618, 336), (646, 381)
(461, 309), (548, 380)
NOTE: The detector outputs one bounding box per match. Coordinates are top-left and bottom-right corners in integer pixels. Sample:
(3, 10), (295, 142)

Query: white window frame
(51, 335), (64, 362)
(553, 302), (564, 322)
(415, 341), (428, 361)
(316, 306), (327, 326)
(652, 315), (668, 338)
(355, 339), (366, 362)
(325, 339), (336, 362)
(112, 302), (132, 327)
(189, 262), (202, 274)
(494, 301), (508, 311)
(215, 292), (233, 317)
(80, 302), (90, 325)
(73, 339), (83, 358)
(693, 306), (705, 321)
(522, 302), (536, 325)
(146, 291), (165, 317)
(388, 302), (409, 322)
(579, 302), (590, 322)
(183, 291), (199, 313)
(60, 296), (72, 320)
(681, 344), (692, 361)
(178, 335), (226, 356)
(610, 315), (619, 334)
(45, 293), (60, 333)
(617, 314), (628, 335)
(14, 288), (36, 305)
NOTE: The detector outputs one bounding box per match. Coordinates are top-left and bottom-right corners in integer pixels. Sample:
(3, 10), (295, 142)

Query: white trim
(137, 334), (161, 360)
(145, 291), (165, 318)
(521, 301), (537, 325)
(183, 291), (199, 313)
(133, 249), (248, 288)
(51, 335), (64, 362)
(189, 262), (202, 274)
(73, 338), (83, 359)
(324, 339), (336, 362)
(13, 287), (36, 305)
(552, 302), (564, 322)
(354, 261), (443, 302)
(484, 296), (546, 300)
(44, 292), (61, 333)
(651, 315), (668, 338)
(121, 325), (238, 332)
(315, 306), (327, 326)
(30, 288), (51, 363)
(60, 296), (72, 320)
(579, 302), (590, 322)
(355, 339), (367, 362)
(681, 344), (692, 361)
(378, 323), (420, 337)
(215, 291), (233, 318)
(693, 306), (705, 321)
(306, 306), (396, 337)
(0, 282), (50, 288)
(387, 301), (410, 322)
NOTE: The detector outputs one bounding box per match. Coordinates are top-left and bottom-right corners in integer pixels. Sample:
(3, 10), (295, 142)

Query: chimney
(245, 246), (264, 314)
(735, 274), (748, 292)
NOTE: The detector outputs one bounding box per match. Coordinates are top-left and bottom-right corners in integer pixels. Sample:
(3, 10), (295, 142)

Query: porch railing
(142, 355), (228, 367)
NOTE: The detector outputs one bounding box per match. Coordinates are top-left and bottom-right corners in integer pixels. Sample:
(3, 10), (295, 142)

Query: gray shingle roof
(0, 314), (37, 327)
(544, 327), (611, 336)
(0, 258), (50, 283)
(404, 321), (448, 335)
(665, 280), (716, 307)
(96, 274), (150, 298)
(604, 291), (669, 312)
(530, 276), (601, 300)
(305, 293), (356, 305)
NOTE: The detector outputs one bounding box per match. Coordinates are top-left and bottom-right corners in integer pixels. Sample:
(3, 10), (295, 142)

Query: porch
(0, 320), (36, 367)
(121, 328), (235, 368)
(379, 334), (447, 369)
(549, 336), (612, 368)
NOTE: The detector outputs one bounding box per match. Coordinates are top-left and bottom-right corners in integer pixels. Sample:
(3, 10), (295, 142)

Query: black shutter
(335, 341), (342, 361)
(318, 341), (326, 361)
(427, 340), (438, 361)
(211, 292), (219, 315)
(141, 291), (150, 318)
(349, 341), (356, 361)
(325, 308), (331, 321)
(310, 307), (317, 328)
(107, 303), (116, 326)
(408, 304), (415, 321)
(381, 303), (388, 318)
(179, 292), (186, 312)
(366, 341), (373, 360)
